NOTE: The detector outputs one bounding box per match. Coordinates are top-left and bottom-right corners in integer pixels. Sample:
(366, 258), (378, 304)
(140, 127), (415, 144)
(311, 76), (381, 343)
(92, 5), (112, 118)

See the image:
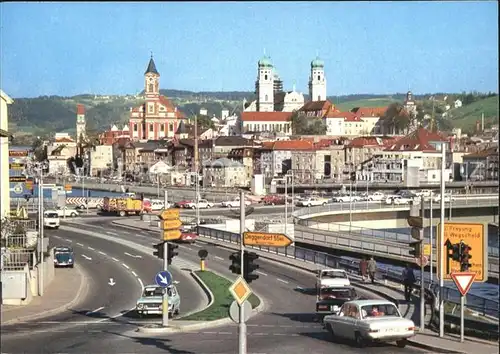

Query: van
(44, 211), (60, 229)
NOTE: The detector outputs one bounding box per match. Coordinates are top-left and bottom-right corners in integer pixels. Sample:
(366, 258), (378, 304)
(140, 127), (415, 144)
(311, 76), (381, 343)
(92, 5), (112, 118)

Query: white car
(221, 198), (251, 208)
(54, 207), (80, 218)
(43, 211), (60, 229)
(323, 299), (416, 348)
(296, 197), (328, 207)
(367, 192), (385, 201)
(185, 199), (214, 209)
(76, 198), (103, 210)
(335, 195), (362, 203)
(385, 196), (412, 205)
(433, 194), (454, 203)
(148, 199), (169, 211)
(316, 269), (350, 289)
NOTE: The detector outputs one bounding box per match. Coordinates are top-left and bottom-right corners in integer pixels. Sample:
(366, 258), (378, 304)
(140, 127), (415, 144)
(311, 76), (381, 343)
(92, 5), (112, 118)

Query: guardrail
(196, 225), (498, 319)
(292, 196), (499, 218)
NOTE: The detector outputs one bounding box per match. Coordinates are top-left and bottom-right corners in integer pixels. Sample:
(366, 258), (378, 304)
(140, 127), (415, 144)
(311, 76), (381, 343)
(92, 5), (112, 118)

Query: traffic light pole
(239, 190), (247, 354)
(420, 200), (425, 332)
(162, 241), (169, 327)
(439, 144), (446, 337)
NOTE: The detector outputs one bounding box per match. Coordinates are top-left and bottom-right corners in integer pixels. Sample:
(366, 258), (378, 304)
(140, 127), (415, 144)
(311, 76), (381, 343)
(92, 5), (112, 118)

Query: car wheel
(227, 205), (232, 208)
(307, 204), (311, 207)
(69, 264), (74, 268)
(174, 306), (180, 316)
(191, 206), (196, 209)
(119, 210), (126, 217)
(55, 226), (59, 229)
(396, 339), (407, 348)
(71, 213), (77, 217)
(322, 202), (327, 205)
(355, 332), (366, 348)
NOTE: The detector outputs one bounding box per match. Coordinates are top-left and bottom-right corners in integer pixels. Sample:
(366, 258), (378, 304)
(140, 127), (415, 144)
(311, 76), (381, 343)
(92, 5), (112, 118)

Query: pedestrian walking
(359, 257), (368, 282)
(367, 256), (377, 284)
(402, 263), (416, 301)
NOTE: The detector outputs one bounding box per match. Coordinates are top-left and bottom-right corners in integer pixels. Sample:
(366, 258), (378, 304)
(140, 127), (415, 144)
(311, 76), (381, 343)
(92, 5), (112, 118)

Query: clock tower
(76, 104), (86, 144)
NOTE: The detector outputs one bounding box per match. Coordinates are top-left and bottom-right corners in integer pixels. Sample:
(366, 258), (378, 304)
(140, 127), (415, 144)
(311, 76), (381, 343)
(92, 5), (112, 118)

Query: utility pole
(162, 241), (169, 327)
(284, 177), (287, 236)
(420, 200), (425, 332)
(429, 192), (434, 283)
(37, 164), (45, 296)
(194, 114), (200, 227)
(239, 190), (247, 354)
(439, 144), (446, 337)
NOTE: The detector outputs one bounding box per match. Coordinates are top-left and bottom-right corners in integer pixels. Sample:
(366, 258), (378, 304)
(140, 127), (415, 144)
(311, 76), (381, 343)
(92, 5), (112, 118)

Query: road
(1, 217), (427, 353)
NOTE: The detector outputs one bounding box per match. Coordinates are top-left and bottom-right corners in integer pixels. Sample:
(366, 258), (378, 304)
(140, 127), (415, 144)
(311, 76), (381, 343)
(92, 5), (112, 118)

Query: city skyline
(1, 1), (498, 98)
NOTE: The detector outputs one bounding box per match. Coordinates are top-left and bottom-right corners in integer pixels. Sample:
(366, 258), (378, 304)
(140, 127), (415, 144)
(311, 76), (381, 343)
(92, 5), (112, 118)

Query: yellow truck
(102, 197), (152, 217)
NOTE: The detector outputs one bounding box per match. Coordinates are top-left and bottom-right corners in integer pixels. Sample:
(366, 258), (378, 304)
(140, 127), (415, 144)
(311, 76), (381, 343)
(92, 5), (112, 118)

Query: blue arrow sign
(154, 270), (172, 288)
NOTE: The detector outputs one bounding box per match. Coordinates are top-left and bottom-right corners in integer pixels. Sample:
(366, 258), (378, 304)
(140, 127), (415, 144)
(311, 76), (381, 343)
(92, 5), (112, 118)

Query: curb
(176, 271), (215, 319)
(405, 340), (466, 354)
(1, 264), (90, 326)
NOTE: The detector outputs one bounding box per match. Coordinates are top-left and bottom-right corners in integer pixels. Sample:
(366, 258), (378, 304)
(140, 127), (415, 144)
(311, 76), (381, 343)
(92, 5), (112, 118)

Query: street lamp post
(349, 164), (353, 231)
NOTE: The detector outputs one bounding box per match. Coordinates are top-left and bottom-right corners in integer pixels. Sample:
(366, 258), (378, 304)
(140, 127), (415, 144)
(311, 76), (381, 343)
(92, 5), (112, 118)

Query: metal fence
(1, 232), (37, 271)
(197, 225), (499, 319)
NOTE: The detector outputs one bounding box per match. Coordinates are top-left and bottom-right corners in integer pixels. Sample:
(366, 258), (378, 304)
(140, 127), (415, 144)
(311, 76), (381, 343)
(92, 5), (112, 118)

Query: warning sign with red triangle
(450, 272), (476, 296)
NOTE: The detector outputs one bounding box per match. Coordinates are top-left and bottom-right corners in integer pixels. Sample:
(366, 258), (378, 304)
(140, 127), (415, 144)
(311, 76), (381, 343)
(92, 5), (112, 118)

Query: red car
(175, 232), (197, 244)
(174, 200), (192, 208)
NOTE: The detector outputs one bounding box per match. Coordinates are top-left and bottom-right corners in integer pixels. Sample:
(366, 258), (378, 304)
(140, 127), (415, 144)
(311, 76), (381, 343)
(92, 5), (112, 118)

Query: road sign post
(158, 208), (182, 242)
(239, 191), (246, 354)
(450, 272), (476, 343)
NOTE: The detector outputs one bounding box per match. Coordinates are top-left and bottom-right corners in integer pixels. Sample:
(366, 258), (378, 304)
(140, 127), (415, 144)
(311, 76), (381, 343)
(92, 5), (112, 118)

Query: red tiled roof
(241, 111), (293, 122)
(55, 137), (74, 143)
(299, 100), (333, 112)
(355, 107), (387, 117)
(261, 140), (315, 151)
(347, 136), (396, 148)
(77, 104), (85, 115)
(326, 111), (361, 122)
(384, 128), (448, 152)
(463, 146), (499, 158)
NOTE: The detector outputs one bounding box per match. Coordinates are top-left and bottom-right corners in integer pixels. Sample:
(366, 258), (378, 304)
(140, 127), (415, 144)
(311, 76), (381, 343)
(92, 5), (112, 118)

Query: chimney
(481, 113), (484, 131)
(476, 120), (480, 133)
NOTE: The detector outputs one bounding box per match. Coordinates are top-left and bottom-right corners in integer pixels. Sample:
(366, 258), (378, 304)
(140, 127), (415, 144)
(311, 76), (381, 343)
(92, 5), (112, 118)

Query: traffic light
(451, 243), (461, 262)
(409, 240), (422, 257)
(229, 252), (241, 274)
(460, 243), (472, 271)
(243, 251), (259, 283)
(167, 243), (179, 265)
(153, 242), (165, 259)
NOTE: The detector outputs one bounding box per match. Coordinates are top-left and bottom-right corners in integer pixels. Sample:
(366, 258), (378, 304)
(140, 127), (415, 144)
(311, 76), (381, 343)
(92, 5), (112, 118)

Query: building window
(317, 75), (320, 81)
(265, 94), (268, 102)
(169, 123), (174, 132)
(265, 75), (268, 80)
(149, 104), (154, 113)
(318, 95), (321, 101)
(160, 124), (164, 131)
(149, 124), (154, 132)
(148, 84), (153, 92)
(133, 123), (138, 132)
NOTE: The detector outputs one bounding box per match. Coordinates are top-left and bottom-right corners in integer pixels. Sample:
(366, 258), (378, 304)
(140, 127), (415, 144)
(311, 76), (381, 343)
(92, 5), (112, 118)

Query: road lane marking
(132, 271), (138, 277)
(137, 277), (144, 289)
(214, 256), (224, 261)
(277, 278), (289, 284)
(88, 246), (95, 250)
(122, 263), (130, 269)
(112, 257), (119, 262)
(85, 307), (105, 315)
(106, 231), (118, 236)
(124, 252), (142, 258)
(257, 271), (268, 276)
(64, 238), (72, 242)
(98, 251), (107, 256)
(53, 236), (61, 239)
(76, 243), (84, 246)
(81, 254), (92, 261)
(191, 244), (201, 248)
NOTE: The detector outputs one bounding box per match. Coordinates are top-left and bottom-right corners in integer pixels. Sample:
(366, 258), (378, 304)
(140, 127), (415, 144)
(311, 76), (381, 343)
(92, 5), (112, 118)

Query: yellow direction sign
(243, 232), (292, 248)
(162, 219), (182, 230)
(229, 276), (252, 305)
(423, 244), (431, 256)
(158, 208), (179, 220)
(437, 222), (487, 282)
(162, 229), (182, 241)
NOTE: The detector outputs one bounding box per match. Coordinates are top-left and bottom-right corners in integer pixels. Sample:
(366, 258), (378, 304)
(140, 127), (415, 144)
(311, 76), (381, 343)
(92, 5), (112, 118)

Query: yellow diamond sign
(229, 276), (252, 305)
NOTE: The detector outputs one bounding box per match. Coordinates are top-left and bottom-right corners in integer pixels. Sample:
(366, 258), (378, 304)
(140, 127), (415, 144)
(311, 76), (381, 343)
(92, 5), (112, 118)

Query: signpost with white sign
(450, 271), (477, 343)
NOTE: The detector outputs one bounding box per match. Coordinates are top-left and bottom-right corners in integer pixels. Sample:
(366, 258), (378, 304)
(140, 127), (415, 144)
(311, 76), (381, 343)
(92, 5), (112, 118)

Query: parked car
(385, 196), (412, 205)
(221, 198), (251, 208)
(135, 284), (180, 317)
(296, 197), (328, 207)
(334, 195), (362, 203)
(175, 232), (197, 244)
(174, 200), (192, 208)
(316, 269), (351, 289)
(148, 199), (168, 211)
(76, 198), (103, 210)
(316, 286), (359, 322)
(53, 246), (74, 268)
(433, 194), (455, 203)
(54, 207), (80, 218)
(323, 299), (416, 348)
(262, 195), (286, 205)
(367, 192), (385, 201)
(43, 211), (60, 229)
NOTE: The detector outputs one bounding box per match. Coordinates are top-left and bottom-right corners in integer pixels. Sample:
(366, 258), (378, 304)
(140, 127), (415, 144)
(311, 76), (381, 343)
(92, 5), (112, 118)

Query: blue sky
(1, 1), (498, 98)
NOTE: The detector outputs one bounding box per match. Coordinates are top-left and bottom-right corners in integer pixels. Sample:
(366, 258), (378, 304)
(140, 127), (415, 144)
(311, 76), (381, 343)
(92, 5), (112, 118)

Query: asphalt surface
(1, 217), (426, 354)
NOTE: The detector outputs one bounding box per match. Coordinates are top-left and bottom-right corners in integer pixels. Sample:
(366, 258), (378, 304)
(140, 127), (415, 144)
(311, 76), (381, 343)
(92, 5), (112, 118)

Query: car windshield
(55, 253), (71, 262)
(143, 287), (163, 297)
(322, 271), (347, 279)
(45, 213), (59, 218)
(320, 288), (356, 298)
(361, 304), (400, 318)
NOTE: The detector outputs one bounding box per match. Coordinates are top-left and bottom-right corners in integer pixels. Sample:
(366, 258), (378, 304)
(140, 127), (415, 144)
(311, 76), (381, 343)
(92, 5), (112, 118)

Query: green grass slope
(447, 96), (499, 132)
(335, 97), (399, 111)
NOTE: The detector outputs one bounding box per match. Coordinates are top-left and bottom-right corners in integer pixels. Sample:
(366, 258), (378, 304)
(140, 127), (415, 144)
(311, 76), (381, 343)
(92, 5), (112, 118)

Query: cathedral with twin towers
(243, 55), (327, 113)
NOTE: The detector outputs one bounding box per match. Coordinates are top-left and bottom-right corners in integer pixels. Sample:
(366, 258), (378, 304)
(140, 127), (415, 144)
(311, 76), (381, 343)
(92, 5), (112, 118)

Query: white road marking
(106, 231), (118, 236)
(76, 243), (84, 246)
(214, 256), (224, 261)
(218, 331), (232, 335)
(122, 263), (130, 269)
(64, 238), (72, 242)
(191, 243), (201, 248)
(273, 333), (287, 336)
(53, 236), (62, 239)
(88, 246), (94, 250)
(98, 251), (107, 256)
(85, 307), (105, 315)
(81, 254), (92, 261)
(137, 278), (144, 289)
(257, 271), (268, 276)
(124, 252), (142, 258)
(276, 278), (289, 284)
(132, 271), (138, 277)
(112, 257), (119, 262)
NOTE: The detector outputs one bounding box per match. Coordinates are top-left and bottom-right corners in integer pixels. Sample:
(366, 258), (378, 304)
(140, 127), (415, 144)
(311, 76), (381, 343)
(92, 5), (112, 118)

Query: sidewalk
(111, 219), (499, 353)
(1, 265), (89, 325)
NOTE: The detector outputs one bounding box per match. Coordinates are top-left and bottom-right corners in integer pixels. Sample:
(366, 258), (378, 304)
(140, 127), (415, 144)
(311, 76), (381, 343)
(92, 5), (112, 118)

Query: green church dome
(311, 56), (324, 68)
(258, 56), (273, 67)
